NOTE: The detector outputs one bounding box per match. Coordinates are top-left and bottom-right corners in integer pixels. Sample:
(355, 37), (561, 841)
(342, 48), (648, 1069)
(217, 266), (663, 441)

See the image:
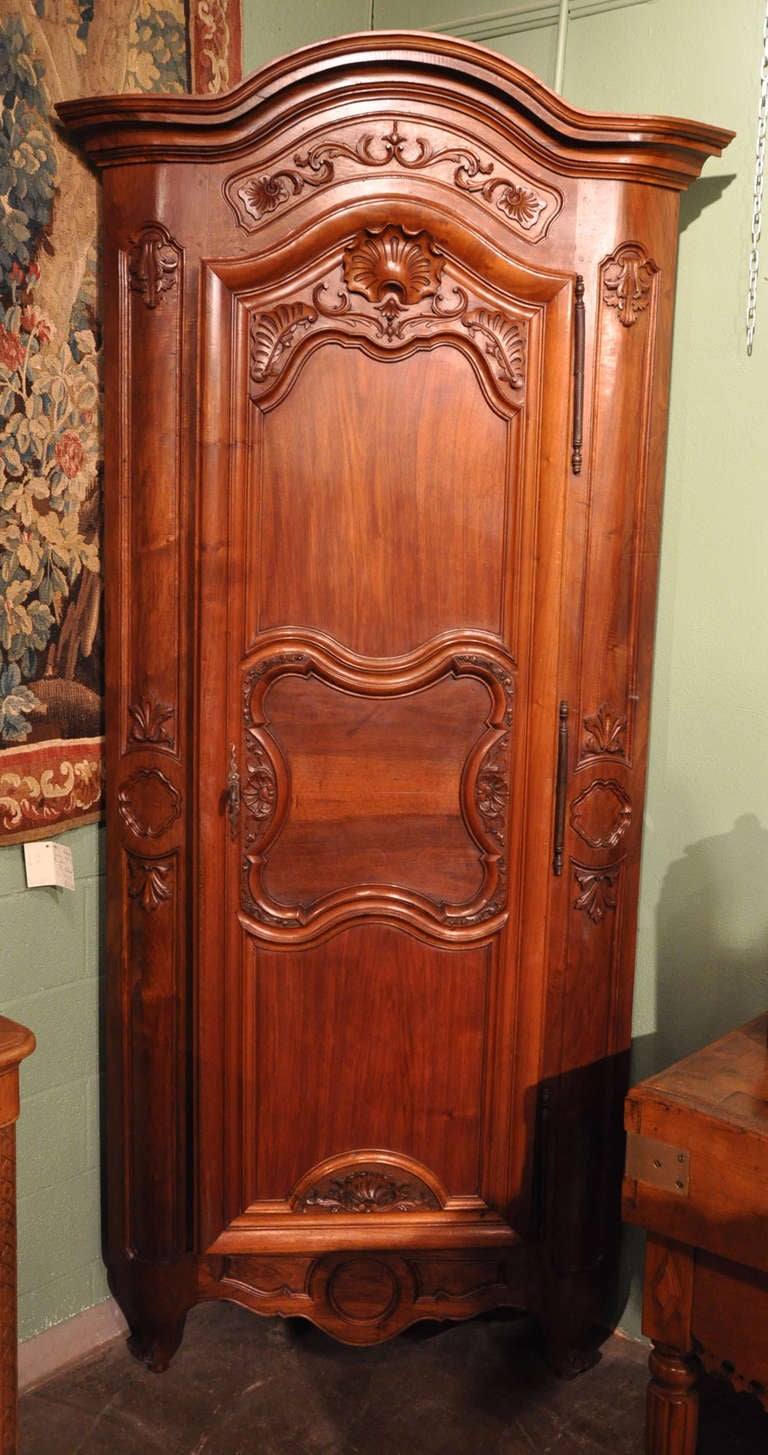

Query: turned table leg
(0, 1021), (36, 1455)
(647, 1342), (700, 1455)
(641, 1234), (700, 1455)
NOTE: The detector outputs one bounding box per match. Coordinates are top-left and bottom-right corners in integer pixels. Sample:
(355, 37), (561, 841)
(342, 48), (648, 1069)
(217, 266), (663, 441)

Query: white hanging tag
(23, 840), (76, 893)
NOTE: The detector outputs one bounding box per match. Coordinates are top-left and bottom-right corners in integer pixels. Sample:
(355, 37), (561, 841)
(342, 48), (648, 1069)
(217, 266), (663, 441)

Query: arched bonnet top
(57, 29), (732, 190)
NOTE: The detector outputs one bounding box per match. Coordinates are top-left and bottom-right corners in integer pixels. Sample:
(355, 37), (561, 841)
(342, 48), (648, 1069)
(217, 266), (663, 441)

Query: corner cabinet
(58, 35), (731, 1374)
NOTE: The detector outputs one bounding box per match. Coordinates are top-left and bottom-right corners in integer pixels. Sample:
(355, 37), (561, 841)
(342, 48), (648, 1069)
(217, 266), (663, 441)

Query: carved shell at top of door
(223, 118), (563, 243)
(249, 225), (527, 407)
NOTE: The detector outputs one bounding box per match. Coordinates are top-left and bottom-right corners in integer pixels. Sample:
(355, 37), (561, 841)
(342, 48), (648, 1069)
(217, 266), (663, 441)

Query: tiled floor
(18, 1303), (768, 1453)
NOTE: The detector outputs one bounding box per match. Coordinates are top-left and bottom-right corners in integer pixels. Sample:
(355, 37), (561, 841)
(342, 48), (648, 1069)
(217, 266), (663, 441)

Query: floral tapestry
(0, 0), (241, 843)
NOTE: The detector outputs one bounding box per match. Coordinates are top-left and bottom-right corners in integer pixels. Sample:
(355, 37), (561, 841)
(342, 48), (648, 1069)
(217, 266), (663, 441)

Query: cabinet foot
(646, 1343), (700, 1455)
(127, 1313), (187, 1373)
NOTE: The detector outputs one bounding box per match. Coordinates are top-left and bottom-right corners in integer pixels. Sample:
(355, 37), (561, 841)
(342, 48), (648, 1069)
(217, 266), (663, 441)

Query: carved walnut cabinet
(59, 34), (731, 1372)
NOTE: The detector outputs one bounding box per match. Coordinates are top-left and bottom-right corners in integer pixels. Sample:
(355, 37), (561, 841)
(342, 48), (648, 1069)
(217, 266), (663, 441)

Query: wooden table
(0, 1018), (35, 1455)
(623, 1013), (768, 1454)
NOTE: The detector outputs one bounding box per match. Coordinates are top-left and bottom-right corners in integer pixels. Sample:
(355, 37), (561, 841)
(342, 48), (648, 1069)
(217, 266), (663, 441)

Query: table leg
(646, 1342), (700, 1455)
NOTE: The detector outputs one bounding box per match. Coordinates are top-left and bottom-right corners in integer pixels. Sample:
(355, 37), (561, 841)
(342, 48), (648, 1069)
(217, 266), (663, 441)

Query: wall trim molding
(434, 0), (650, 42)
(18, 1298), (128, 1394)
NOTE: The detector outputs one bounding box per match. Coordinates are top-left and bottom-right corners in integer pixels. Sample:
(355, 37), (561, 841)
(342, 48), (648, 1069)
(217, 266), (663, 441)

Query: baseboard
(18, 1298), (128, 1394)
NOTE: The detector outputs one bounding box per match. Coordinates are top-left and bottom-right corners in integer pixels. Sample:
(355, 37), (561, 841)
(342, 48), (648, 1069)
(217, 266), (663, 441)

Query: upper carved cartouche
(225, 118), (561, 242)
(250, 224), (527, 405)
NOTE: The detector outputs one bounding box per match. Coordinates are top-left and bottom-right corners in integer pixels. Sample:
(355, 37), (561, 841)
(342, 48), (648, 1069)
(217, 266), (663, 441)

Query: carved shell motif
(249, 226), (527, 405)
(342, 225), (445, 306)
(297, 1169), (440, 1213)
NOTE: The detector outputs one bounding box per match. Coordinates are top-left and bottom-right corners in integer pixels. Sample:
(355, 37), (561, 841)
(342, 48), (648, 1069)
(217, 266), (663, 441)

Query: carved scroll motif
(128, 223), (182, 309)
(225, 119), (561, 242)
(250, 225), (527, 405)
(127, 854), (174, 912)
(602, 242), (658, 328)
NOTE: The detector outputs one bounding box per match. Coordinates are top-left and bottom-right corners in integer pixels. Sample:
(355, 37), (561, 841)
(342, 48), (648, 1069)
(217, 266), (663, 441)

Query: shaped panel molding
(238, 634), (515, 943)
(224, 118), (562, 242)
(249, 225), (527, 406)
(118, 767), (182, 839)
(570, 779), (632, 851)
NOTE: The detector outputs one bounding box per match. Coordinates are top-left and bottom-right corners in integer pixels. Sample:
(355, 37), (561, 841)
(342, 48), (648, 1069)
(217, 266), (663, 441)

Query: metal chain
(747, 0), (768, 354)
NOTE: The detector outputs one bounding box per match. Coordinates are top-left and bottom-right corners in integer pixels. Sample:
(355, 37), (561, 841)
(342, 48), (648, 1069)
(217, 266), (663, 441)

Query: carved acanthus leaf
(461, 310), (525, 389)
(573, 866), (618, 923)
(582, 702), (628, 758)
(250, 303), (317, 383)
(127, 693), (174, 747)
(127, 855), (173, 912)
(128, 223), (181, 309)
(602, 243), (658, 327)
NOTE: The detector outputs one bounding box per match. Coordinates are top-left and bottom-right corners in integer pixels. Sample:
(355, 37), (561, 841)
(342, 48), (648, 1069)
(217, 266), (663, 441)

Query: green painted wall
(4, 0), (764, 1349)
(563, 0), (768, 1334)
(0, 824), (108, 1340)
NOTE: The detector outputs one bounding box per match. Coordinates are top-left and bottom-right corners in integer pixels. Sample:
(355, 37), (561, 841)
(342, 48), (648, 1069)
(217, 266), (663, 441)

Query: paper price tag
(23, 840), (76, 893)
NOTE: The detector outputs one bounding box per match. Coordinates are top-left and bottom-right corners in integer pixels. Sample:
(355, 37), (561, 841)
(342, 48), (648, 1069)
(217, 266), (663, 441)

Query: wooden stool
(0, 1018), (35, 1455)
(623, 1014), (768, 1454)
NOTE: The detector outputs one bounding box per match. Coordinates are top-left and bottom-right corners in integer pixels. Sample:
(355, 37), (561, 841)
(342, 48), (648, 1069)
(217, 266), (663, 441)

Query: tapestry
(0, 1), (241, 844)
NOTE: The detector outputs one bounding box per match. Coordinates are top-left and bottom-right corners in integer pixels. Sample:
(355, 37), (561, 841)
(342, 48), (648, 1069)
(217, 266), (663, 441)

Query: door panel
(255, 347), (512, 655)
(241, 927), (491, 1208)
(198, 215), (572, 1249)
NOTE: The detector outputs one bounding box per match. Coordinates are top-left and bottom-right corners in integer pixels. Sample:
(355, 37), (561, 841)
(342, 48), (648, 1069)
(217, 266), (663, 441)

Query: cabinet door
(197, 209), (574, 1254)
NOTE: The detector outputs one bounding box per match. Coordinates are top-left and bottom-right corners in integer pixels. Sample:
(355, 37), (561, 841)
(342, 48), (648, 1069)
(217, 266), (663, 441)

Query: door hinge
(625, 1130), (690, 1196)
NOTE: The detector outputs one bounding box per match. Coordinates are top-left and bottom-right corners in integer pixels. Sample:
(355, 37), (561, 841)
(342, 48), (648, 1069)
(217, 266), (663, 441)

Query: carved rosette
(241, 727), (278, 848)
(250, 225), (527, 405)
(225, 119), (561, 242)
(602, 242), (658, 327)
(127, 855), (174, 912)
(128, 223), (182, 309)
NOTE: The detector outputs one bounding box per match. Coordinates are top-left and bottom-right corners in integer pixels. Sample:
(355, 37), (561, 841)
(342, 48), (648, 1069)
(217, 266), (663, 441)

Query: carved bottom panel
(200, 1247), (525, 1346)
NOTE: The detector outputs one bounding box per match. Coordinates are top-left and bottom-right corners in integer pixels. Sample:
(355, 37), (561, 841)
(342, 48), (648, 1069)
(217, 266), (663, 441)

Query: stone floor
(18, 1303), (768, 1453)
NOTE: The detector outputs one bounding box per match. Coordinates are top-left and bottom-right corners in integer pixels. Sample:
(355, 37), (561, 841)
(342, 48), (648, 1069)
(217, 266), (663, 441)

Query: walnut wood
(0, 1019), (35, 1455)
(624, 1014), (768, 1453)
(57, 34), (730, 1371)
